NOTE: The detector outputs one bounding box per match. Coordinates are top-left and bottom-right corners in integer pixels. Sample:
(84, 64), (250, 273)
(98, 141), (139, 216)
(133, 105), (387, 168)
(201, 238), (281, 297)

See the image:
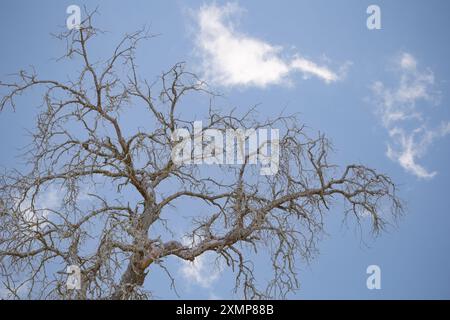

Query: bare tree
(0, 13), (402, 300)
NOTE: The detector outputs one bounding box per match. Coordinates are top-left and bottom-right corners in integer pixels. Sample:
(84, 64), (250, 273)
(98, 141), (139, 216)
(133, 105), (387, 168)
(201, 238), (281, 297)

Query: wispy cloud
(18, 185), (61, 230)
(193, 3), (344, 88)
(178, 235), (222, 289)
(179, 253), (221, 288)
(371, 52), (449, 179)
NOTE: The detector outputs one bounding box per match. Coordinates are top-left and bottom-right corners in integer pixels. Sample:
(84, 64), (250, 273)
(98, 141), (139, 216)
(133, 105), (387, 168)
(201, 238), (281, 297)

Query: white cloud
(180, 253), (221, 288)
(291, 56), (339, 83)
(400, 52), (417, 70)
(179, 235), (222, 289)
(193, 3), (342, 88)
(386, 127), (437, 179)
(371, 52), (448, 179)
(18, 186), (61, 230)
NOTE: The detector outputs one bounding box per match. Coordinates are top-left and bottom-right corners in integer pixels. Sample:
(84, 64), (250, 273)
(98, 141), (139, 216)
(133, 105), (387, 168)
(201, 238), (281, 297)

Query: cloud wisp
(179, 253), (221, 288)
(193, 3), (343, 88)
(178, 235), (222, 290)
(371, 52), (449, 179)
(18, 186), (61, 231)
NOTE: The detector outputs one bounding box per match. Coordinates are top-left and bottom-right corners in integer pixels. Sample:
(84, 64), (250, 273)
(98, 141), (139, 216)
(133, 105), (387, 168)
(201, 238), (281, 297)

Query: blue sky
(1, 0), (450, 299)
